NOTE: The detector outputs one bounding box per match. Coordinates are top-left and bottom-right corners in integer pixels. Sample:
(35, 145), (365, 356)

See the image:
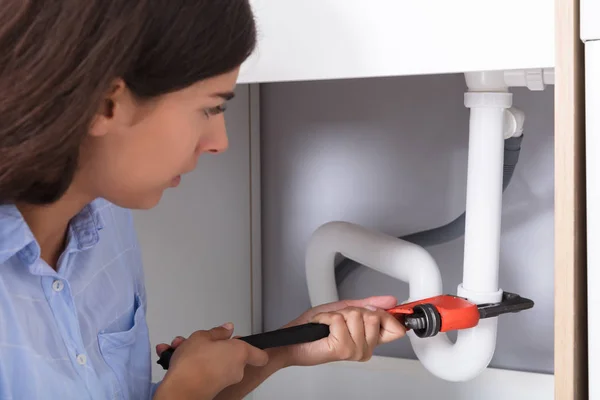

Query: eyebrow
(212, 91), (235, 101)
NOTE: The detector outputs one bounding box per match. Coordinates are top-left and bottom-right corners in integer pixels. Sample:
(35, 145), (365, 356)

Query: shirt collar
(0, 198), (106, 267)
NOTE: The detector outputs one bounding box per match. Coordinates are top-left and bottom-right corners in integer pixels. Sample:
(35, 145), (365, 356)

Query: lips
(170, 175), (181, 187)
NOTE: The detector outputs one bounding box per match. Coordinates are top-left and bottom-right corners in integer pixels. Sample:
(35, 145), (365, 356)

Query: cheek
(97, 122), (194, 189)
(82, 110), (205, 208)
(137, 114), (202, 174)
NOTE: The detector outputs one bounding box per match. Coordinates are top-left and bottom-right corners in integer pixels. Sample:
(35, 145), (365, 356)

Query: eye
(202, 103), (228, 119)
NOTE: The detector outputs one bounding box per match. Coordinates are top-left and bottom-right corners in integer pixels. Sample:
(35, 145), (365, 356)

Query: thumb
(208, 322), (234, 340)
(355, 295), (398, 310)
(377, 311), (407, 344)
(316, 296), (398, 314)
(291, 296), (400, 327)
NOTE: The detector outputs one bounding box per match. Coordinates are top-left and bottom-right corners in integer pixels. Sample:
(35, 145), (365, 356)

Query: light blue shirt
(0, 199), (159, 399)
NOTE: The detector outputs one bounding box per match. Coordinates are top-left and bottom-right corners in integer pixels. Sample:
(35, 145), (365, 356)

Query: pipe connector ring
(457, 284), (504, 305)
(464, 92), (513, 109)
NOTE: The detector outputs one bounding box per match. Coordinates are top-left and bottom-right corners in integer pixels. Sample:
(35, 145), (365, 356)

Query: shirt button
(52, 280), (64, 292)
(76, 354), (87, 365)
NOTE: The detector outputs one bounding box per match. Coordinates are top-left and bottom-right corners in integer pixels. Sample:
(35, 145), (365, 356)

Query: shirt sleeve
(150, 381), (162, 399)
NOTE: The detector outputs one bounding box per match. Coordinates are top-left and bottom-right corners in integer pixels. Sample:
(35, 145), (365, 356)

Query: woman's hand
(152, 296), (405, 398)
(278, 296), (406, 367)
(153, 323), (269, 400)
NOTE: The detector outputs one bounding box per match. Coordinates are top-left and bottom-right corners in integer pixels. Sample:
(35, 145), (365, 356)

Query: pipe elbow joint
(306, 221), (443, 305)
(408, 284), (503, 381)
(409, 317), (499, 381)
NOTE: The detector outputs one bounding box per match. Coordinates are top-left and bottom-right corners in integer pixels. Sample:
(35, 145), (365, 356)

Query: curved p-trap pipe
(306, 221), (501, 382)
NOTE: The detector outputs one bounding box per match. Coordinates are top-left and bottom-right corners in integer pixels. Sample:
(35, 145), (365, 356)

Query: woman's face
(79, 68), (240, 209)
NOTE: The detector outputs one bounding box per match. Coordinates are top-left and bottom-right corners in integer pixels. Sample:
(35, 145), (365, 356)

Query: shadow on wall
(260, 74), (554, 375)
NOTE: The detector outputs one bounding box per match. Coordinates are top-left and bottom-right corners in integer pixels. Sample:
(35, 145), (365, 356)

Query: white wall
(133, 85), (255, 382)
(260, 73), (554, 374)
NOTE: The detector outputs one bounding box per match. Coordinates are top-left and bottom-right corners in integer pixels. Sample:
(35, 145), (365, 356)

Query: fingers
(312, 311), (354, 359)
(206, 322), (268, 367)
(171, 336), (185, 347)
(312, 306), (406, 362)
(363, 309), (381, 359)
(362, 306), (406, 345)
(155, 335), (186, 356)
(207, 323), (235, 341)
(342, 308), (367, 360)
(303, 296), (398, 320)
(377, 310), (406, 344)
(239, 342), (270, 367)
(155, 343), (171, 356)
(348, 296), (398, 310)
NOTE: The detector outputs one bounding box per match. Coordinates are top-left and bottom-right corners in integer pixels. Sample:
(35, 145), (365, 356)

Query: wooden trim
(249, 83), (263, 335)
(554, 0), (588, 398)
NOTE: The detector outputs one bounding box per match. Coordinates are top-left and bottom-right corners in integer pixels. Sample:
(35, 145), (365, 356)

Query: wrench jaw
(387, 291), (534, 339)
(476, 291), (535, 319)
(403, 304), (442, 338)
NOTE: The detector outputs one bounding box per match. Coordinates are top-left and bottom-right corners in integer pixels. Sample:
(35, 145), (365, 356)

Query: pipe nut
(457, 284), (503, 305)
(464, 92), (513, 109)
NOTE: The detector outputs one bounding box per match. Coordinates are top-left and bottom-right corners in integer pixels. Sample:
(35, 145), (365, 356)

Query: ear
(89, 78), (136, 137)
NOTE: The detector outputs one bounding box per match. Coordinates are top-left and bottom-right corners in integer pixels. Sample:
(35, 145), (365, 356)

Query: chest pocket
(98, 294), (152, 400)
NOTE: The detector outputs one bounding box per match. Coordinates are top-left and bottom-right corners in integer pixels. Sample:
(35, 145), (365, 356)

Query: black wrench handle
(156, 322), (330, 370)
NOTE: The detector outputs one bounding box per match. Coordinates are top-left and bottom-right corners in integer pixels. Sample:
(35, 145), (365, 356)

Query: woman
(0, 1), (406, 399)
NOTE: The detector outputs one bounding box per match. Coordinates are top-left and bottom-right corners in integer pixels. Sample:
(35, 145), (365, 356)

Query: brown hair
(0, 0), (257, 204)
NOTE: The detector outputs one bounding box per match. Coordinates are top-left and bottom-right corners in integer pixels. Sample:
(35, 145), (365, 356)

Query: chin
(108, 191), (164, 211)
(136, 193), (164, 210)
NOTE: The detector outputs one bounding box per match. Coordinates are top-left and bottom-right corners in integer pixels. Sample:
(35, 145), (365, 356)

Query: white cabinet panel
(239, 0), (554, 83)
(253, 356), (553, 399)
(581, 0), (600, 41)
(585, 40), (600, 400)
(132, 85), (257, 382)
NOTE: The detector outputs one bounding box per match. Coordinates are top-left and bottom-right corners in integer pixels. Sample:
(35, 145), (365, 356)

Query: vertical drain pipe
(407, 73), (510, 381)
(462, 92), (511, 294)
(460, 71), (512, 297)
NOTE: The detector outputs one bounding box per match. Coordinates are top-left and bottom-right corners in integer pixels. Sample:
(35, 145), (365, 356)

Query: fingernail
(221, 322), (234, 330)
(365, 305), (378, 311)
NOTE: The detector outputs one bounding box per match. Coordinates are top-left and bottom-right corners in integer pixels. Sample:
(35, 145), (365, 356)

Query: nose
(197, 116), (229, 156)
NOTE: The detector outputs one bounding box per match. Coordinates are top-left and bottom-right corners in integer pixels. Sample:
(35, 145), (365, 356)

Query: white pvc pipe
(464, 71), (508, 92)
(305, 221), (502, 381)
(305, 221), (443, 306)
(462, 93), (509, 293)
(305, 91), (512, 382)
(503, 68), (555, 90)
(409, 92), (511, 381)
(465, 69), (556, 92)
